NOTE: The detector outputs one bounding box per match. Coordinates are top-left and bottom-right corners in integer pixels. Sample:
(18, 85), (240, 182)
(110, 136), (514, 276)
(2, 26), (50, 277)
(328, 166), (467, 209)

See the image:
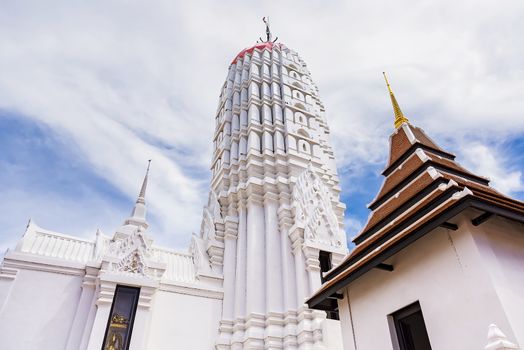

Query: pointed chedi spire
(383, 72), (409, 128)
(136, 159), (151, 204)
(124, 160), (151, 229)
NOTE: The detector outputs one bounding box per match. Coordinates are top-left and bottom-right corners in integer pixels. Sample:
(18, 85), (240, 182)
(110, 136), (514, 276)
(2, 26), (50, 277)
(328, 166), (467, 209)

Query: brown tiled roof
(370, 151), (426, 207)
(309, 196), (461, 306)
(362, 171), (438, 233)
(384, 123), (454, 171)
(355, 124), (497, 244)
(307, 121), (524, 310)
(386, 124), (413, 168)
(411, 126), (448, 154)
(369, 148), (488, 212)
(352, 182), (456, 258)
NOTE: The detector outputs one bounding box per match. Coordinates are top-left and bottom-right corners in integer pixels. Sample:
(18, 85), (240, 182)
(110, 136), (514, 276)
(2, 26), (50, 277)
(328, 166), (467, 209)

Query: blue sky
(1, 0), (523, 253)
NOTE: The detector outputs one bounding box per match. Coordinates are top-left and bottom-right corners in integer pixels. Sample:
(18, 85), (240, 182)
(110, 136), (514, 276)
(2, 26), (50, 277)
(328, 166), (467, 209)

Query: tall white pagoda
(210, 20), (347, 349)
(0, 22), (347, 349)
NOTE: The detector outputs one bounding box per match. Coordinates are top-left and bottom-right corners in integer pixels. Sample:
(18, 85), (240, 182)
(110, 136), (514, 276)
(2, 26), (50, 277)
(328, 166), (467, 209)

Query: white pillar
(234, 204), (247, 318)
(245, 195), (266, 347)
(304, 247), (322, 295)
(86, 282), (115, 350)
(245, 196), (266, 315)
(232, 202), (247, 347)
(79, 284), (100, 350)
(264, 193), (284, 347)
(217, 213), (239, 348)
(222, 218), (238, 321)
(277, 201), (297, 313)
(278, 201), (299, 349)
(264, 194), (284, 314)
(65, 271), (97, 350)
(129, 285), (156, 350)
(292, 238), (309, 308)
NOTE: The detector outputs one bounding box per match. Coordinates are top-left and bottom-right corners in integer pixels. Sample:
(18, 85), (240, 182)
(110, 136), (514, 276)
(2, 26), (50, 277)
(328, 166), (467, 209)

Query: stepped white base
(216, 308), (330, 349)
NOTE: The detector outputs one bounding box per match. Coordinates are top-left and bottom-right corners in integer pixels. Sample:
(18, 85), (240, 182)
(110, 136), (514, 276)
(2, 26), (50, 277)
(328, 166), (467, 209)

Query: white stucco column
(245, 195), (266, 316)
(234, 202), (247, 320)
(217, 211), (239, 348)
(79, 282), (101, 350)
(232, 201), (247, 349)
(222, 216), (238, 322)
(303, 246), (322, 295)
(264, 193), (284, 346)
(244, 194), (266, 347)
(129, 285), (157, 350)
(264, 193), (284, 314)
(277, 199), (297, 313)
(86, 281), (116, 350)
(277, 199), (299, 348)
(292, 238), (309, 308)
(65, 267), (97, 350)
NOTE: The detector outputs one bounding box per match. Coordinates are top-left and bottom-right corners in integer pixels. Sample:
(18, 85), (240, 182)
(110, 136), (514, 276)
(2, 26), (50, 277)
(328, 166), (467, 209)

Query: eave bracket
(472, 212), (494, 226)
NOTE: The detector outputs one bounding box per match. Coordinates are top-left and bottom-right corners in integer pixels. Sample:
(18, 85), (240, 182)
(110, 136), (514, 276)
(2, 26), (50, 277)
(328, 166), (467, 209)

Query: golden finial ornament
(383, 72), (409, 128)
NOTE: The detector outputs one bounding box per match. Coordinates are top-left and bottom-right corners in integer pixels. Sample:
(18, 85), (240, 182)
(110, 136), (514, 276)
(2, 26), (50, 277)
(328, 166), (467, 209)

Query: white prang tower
(202, 21), (347, 349)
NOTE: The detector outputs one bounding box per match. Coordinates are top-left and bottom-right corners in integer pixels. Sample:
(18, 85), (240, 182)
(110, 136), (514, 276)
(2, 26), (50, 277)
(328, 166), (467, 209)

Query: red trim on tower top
(231, 42), (276, 65)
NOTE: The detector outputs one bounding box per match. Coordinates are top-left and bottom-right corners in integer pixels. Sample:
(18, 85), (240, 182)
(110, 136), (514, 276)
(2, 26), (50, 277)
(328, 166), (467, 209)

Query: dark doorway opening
(101, 285), (141, 350)
(391, 301), (432, 350)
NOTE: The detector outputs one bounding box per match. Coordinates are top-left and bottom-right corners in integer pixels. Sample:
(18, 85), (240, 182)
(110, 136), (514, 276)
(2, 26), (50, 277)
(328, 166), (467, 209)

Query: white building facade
(307, 78), (524, 350)
(0, 39), (347, 350)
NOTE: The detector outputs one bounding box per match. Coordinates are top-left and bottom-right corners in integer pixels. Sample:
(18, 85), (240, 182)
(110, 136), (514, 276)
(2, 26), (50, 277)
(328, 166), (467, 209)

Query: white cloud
(0, 188), (126, 257)
(0, 0), (523, 250)
(459, 142), (524, 195)
(344, 217), (363, 237)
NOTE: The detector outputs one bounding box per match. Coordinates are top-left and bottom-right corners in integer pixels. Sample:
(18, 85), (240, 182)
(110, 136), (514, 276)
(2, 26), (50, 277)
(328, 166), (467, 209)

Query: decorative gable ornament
(197, 191), (226, 272)
(117, 249), (147, 275)
(106, 226), (152, 258)
(200, 191), (223, 241)
(104, 226), (157, 277)
(293, 165), (343, 248)
(190, 233), (213, 276)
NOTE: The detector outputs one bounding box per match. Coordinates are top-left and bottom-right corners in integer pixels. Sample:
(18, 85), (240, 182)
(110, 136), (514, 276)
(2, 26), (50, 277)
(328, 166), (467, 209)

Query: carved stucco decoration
(117, 249), (147, 275)
(200, 191), (222, 241)
(190, 233), (213, 276)
(106, 226), (154, 276)
(201, 211), (215, 242)
(293, 165), (343, 247)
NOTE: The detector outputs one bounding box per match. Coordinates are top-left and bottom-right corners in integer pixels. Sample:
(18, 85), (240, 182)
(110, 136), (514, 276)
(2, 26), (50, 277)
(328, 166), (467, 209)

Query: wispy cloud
(459, 142), (524, 195)
(0, 0), (523, 250)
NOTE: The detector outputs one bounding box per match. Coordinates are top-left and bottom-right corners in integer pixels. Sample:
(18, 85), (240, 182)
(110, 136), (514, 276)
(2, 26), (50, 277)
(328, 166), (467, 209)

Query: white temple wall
(338, 211), (519, 350)
(0, 268), (82, 350)
(472, 215), (524, 346)
(146, 290), (222, 349)
(323, 319), (344, 350)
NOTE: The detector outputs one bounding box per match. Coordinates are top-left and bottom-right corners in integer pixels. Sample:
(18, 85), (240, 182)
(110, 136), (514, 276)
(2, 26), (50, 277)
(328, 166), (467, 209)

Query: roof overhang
(307, 197), (524, 311)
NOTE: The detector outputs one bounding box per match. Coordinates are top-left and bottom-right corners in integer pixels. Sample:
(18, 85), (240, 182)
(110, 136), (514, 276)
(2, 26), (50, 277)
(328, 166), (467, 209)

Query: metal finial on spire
(259, 17), (278, 43)
(137, 159), (151, 204)
(383, 72), (409, 128)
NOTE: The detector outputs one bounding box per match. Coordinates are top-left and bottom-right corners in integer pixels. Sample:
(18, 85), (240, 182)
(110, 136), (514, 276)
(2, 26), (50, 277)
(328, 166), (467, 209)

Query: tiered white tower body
(205, 41), (348, 349)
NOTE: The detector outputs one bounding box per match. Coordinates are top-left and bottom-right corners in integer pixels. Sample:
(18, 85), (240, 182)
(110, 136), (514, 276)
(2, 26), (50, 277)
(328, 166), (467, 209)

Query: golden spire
(383, 72), (409, 128)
